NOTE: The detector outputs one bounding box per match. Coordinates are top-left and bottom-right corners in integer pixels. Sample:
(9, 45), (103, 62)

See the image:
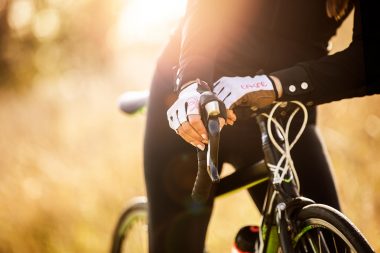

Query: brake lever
(202, 95), (224, 182)
(206, 116), (220, 183)
(191, 92), (225, 202)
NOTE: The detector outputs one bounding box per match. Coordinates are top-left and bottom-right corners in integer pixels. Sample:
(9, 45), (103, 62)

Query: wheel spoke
(301, 238), (310, 252)
(295, 226), (358, 253)
(293, 205), (373, 253)
(306, 233), (319, 253)
(317, 229), (331, 253)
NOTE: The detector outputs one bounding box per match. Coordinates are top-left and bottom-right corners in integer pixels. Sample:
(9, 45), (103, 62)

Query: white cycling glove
(167, 81), (206, 132)
(213, 75), (277, 109)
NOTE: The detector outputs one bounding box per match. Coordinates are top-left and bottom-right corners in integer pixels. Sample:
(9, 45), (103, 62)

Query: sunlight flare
(117, 0), (186, 43)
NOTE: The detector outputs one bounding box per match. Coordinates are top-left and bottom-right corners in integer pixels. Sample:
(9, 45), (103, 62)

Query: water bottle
(231, 225), (260, 253)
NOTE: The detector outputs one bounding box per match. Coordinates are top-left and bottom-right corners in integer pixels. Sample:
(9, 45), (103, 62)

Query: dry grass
(0, 10), (379, 253)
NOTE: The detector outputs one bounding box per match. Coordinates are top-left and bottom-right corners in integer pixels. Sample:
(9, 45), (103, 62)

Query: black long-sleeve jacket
(176, 0), (378, 106)
(272, 0), (366, 105)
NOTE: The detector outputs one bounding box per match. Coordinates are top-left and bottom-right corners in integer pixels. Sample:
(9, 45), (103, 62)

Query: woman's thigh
(144, 62), (214, 253)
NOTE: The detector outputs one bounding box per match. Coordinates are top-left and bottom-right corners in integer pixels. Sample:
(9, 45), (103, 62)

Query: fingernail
(201, 134), (207, 140)
(202, 139), (208, 144)
(197, 144), (205, 151)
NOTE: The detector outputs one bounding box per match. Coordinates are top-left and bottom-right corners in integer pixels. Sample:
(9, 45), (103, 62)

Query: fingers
(168, 88), (239, 150)
(177, 123), (205, 150)
(177, 115), (207, 150)
(174, 112), (238, 150)
(167, 99), (208, 150)
(226, 110), (236, 125)
(219, 117), (226, 129)
(188, 115), (208, 141)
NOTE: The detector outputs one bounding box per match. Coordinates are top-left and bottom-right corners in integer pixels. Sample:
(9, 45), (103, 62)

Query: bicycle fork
(276, 202), (294, 253)
(259, 198), (295, 253)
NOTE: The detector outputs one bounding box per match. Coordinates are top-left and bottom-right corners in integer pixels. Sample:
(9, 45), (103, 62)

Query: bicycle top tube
(214, 160), (270, 198)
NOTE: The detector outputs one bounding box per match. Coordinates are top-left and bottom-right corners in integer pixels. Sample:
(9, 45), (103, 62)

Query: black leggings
(143, 41), (340, 253)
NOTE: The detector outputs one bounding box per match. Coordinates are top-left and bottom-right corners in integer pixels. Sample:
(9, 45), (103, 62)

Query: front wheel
(293, 204), (374, 252)
(110, 197), (148, 253)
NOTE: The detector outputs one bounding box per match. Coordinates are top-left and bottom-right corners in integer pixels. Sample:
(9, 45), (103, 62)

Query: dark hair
(326, 0), (350, 20)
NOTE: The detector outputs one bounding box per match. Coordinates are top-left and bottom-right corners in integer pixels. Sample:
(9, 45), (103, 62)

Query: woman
(146, 0), (362, 252)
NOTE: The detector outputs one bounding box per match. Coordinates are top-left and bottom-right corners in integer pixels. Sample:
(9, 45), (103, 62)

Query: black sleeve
(271, 3), (368, 106)
(360, 1), (380, 94)
(175, 0), (236, 89)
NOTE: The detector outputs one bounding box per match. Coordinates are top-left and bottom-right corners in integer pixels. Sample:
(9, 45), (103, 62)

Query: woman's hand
(167, 82), (208, 150)
(213, 75), (281, 122)
(167, 82), (227, 151)
(167, 81), (232, 150)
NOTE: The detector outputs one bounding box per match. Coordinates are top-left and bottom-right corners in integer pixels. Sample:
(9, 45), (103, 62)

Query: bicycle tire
(292, 204), (374, 252)
(110, 197), (148, 253)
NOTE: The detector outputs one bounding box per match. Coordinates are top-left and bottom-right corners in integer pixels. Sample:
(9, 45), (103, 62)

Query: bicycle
(111, 90), (374, 253)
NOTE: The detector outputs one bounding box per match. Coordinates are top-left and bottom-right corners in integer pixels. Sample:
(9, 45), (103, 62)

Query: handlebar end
(208, 164), (220, 183)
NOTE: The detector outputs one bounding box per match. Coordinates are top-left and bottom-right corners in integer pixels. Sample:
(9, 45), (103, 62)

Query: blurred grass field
(0, 2), (379, 252)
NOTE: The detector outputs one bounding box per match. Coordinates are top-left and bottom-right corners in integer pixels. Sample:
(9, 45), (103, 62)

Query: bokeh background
(0, 0), (379, 252)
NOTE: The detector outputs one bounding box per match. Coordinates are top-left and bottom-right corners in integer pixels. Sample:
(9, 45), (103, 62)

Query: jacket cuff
(271, 65), (314, 104)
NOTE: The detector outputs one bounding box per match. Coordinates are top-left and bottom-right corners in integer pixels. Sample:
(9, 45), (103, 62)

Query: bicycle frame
(207, 103), (315, 253)
(256, 112), (308, 253)
(117, 91), (374, 253)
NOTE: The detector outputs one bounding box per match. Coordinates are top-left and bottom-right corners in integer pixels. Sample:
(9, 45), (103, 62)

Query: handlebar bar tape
(191, 149), (213, 203)
(191, 92), (225, 203)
